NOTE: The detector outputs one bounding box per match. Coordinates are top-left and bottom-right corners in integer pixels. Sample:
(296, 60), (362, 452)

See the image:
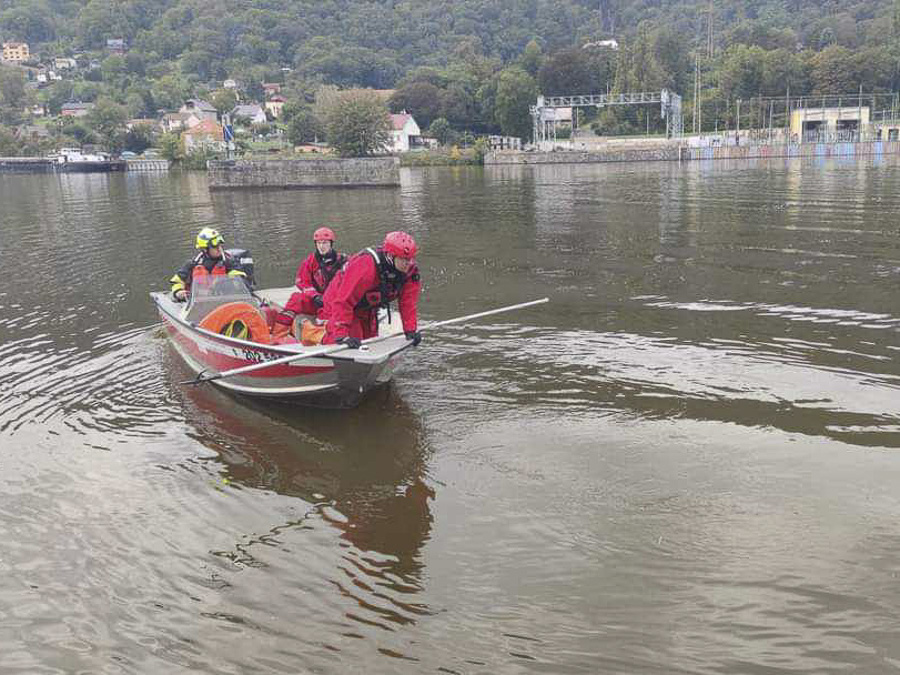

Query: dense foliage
(1, 0), (900, 147)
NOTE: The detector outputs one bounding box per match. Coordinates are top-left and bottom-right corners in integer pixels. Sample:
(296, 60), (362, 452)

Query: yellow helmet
(195, 227), (224, 250)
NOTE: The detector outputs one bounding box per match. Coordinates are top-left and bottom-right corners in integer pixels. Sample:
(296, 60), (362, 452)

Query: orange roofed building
(182, 119), (225, 153)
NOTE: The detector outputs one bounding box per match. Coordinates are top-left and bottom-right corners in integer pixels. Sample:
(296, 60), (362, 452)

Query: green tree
(389, 82), (444, 128)
(210, 89), (238, 115)
(518, 39), (544, 77)
(60, 118), (97, 146)
(855, 45), (893, 91)
(0, 65), (26, 109)
(101, 55), (128, 87)
(810, 45), (857, 94)
(0, 124), (18, 155)
(495, 67), (537, 140)
(538, 47), (594, 96)
(625, 22), (665, 91)
(718, 44), (767, 100)
(762, 48), (810, 96)
(158, 130), (183, 161)
(652, 27), (691, 93)
(428, 117), (452, 145)
(440, 83), (476, 128)
(39, 80), (76, 116)
(123, 123), (157, 153)
(473, 136), (490, 164)
(475, 78), (500, 132)
(0, 65), (27, 126)
(818, 26), (837, 50)
(0, 4), (55, 43)
(87, 97), (129, 152)
(151, 74), (192, 111)
(76, 0), (138, 48)
(285, 104), (321, 145)
(320, 89), (391, 157)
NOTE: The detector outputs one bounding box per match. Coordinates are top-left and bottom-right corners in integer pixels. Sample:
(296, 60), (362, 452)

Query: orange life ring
(198, 302), (273, 345)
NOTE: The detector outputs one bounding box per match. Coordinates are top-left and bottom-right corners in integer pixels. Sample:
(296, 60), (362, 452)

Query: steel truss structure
(530, 90), (684, 144)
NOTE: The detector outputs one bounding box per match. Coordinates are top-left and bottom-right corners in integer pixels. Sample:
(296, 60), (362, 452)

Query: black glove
(173, 289), (187, 302)
(405, 330), (422, 346)
(312, 294), (324, 308)
(338, 336), (361, 349)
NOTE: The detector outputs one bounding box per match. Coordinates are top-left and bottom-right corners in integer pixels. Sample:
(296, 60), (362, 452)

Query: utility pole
(707, 0), (714, 58)
(785, 87), (790, 143)
(693, 53), (700, 134)
(698, 63), (702, 133)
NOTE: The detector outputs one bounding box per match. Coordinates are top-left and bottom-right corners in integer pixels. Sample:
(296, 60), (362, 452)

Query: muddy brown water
(2, 160), (900, 673)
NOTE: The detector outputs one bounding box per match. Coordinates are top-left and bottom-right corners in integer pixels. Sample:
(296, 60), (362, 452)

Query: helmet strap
(316, 248), (336, 264)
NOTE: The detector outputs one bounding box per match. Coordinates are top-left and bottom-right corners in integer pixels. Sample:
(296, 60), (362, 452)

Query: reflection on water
(179, 378), (434, 592)
(3, 159), (900, 672)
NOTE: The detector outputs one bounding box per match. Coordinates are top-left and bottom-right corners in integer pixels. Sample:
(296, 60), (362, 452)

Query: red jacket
(295, 251), (346, 295)
(323, 248), (420, 339)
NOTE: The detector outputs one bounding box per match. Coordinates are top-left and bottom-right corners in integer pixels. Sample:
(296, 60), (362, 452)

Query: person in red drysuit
(273, 226), (347, 338)
(321, 231), (422, 349)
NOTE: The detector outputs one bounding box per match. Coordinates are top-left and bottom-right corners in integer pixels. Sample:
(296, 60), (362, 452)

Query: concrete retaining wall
(0, 158), (55, 173)
(487, 140), (900, 165)
(682, 140), (900, 161)
(126, 159), (170, 172)
(486, 145), (679, 165)
(207, 157), (401, 189)
(0, 158), (127, 173)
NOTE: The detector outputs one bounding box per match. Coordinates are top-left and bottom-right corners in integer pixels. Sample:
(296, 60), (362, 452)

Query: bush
(473, 137), (490, 164)
(182, 146), (224, 170)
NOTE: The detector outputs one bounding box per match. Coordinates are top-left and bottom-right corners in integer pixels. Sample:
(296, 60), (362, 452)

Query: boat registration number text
(233, 348), (279, 363)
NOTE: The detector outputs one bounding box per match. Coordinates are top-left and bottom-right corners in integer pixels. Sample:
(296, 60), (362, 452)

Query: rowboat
(151, 276), (411, 408)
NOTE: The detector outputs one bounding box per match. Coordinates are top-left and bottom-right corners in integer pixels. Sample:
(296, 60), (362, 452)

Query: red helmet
(383, 231), (417, 259)
(313, 227), (335, 242)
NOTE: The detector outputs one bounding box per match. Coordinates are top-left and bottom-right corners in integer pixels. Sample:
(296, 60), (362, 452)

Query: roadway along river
(2, 159), (900, 673)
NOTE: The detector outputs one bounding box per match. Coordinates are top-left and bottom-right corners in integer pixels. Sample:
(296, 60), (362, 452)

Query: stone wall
(486, 145), (680, 165)
(207, 157), (401, 189)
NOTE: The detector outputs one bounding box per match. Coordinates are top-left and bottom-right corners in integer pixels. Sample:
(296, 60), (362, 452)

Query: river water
(2, 159), (900, 673)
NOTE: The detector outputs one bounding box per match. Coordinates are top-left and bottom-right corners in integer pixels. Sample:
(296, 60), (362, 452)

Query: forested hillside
(1, 0), (899, 152)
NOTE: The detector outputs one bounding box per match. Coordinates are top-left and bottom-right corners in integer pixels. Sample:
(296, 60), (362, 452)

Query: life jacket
(312, 252), (347, 293)
(354, 247), (408, 311)
(192, 255), (228, 285)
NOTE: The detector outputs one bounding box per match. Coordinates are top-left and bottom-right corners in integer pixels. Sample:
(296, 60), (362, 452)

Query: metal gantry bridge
(531, 89), (684, 144)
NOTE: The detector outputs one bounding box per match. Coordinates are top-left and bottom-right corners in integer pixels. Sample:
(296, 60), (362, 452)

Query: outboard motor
(226, 248), (256, 288)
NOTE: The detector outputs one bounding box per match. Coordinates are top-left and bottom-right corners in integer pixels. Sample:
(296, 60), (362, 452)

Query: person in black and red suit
(170, 227), (249, 302)
(273, 226), (347, 338)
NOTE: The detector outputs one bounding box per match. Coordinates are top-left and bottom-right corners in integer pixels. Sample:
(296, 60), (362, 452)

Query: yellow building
(2, 42), (30, 63)
(790, 106), (870, 143)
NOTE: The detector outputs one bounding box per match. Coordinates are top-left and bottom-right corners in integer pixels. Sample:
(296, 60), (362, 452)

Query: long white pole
(182, 297), (550, 385)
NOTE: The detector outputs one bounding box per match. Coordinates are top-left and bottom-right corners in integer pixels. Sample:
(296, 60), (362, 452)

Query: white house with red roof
(388, 112), (421, 153)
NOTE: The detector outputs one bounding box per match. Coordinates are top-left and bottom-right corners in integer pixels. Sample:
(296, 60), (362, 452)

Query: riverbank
(486, 139), (900, 164)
